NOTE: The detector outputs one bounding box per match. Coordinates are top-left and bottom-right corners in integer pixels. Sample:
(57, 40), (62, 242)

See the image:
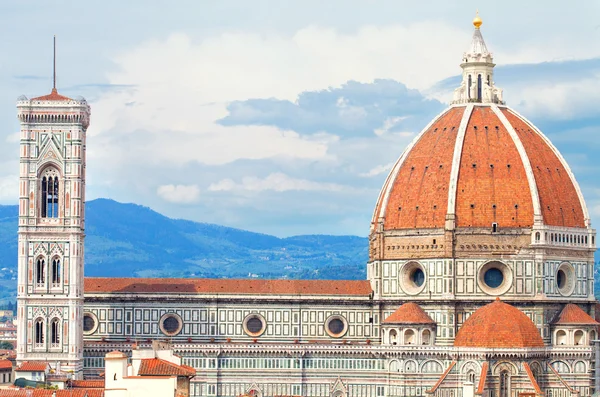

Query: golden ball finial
(473, 10), (482, 29)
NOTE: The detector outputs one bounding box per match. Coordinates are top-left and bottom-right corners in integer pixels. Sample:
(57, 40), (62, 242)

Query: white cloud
(208, 173), (347, 193)
(374, 117), (406, 136)
(359, 163), (394, 177)
(157, 184), (200, 204)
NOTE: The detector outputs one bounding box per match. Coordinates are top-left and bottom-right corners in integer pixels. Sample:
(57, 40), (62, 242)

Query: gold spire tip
(473, 10), (482, 29)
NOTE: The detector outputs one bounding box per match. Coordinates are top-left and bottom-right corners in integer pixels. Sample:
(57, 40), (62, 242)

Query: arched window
(51, 258), (61, 284)
(574, 330), (585, 345)
(389, 329), (398, 345)
(467, 371), (476, 383)
(477, 74), (482, 101)
(41, 169), (60, 218)
(499, 371), (510, 397)
(422, 329), (431, 345)
(36, 258), (45, 285)
(556, 330), (567, 345)
(535, 232), (540, 241)
(468, 75), (472, 99)
(404, 329), (415, 345)
(50, 318), (60, 346)
(34, 318), (44, 345)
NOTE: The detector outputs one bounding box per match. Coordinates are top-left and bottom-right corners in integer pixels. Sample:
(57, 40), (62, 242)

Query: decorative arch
(389, 360), (400, 372)
(555, 329), (567, 345)
(405, 359), (418, 373)
(35, 256), (46, 285)
(404, 328), (416, 345)
(574, 329), (585, 345)
(51, 256), (61, 285)
(550, 360), (571, 374)
(422, 329), (432, 345)
(460, 361), (481, 375)
(573, 361), (587, 374)
(420, 360), (443, 374)
(492, 361), (518, 376)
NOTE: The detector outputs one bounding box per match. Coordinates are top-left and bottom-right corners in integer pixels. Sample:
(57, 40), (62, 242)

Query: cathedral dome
(371, 19), (588, 233)
(454, 298), (544, 348)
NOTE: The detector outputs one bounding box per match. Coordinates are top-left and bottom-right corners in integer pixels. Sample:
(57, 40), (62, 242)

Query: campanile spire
(451, 12), (504, 104)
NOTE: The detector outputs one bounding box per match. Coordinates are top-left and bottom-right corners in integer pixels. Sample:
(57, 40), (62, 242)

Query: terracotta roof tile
(138, 358), (195, 377)
(0, 391), (101, 397)
(0, 359), (11, 369)
(383, 107), (463, 230)
(454, 298), (544, 348)
(84, 278), (372, 296)
(455, 106), (533, 227)
(523, 362), (542, 395)
(552, 304), (599, 325)
(69, 379), (105, 388)
(476, 362), (488, 395)
(15, 361), (48, 372)
(31, 88), (72, 102)
(502, 108), (585, 228)
(383, 302), (435, 324)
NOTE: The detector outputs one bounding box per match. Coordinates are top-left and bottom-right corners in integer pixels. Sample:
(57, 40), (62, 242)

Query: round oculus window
(478, 261), (511, 295)
(400, 261), (427, 295)
(483, 268), (504, 288)
(159, 313), (183, 336)
(325, 315), (348, 338)
(83, 312), (98, 335)
(556, 263), (575, 296)
(243, 314), (266, 337)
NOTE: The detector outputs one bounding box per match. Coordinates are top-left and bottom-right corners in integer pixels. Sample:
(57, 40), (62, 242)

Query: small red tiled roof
(553, 304), (599, 325)
(137, 358), (195, 377)
(84, 277), (372, 296)
(69, 379), (105, 388)
(476, 362), (488, 395)
(523, 362), (542, 395)
(383, 303), (435, 325)
(0, 359), (11, 369)
(454, 298), (544, 348)
(15, 361), (48, 372)
(32, 88), (72, 101)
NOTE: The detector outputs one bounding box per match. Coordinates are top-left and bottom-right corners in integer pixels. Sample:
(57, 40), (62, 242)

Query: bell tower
(15, 39), (90, 376)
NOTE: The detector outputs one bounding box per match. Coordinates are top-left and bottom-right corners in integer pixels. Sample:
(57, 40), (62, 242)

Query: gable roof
(553, 304), (599, 325)
(0, 359), (11, 369)
(85, 277), (372, 296)
(15, 361), (48, 372)
(137, 358), (195, 377)
(383, 302), (435, 325)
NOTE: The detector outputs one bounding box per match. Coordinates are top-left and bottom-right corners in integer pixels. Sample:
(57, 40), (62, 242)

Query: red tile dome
(372, 104), (588, 231)
(454, 298), (544, 348)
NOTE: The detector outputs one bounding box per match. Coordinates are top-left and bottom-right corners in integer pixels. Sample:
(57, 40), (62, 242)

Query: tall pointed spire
(451, 12), (504, 105)
(53, 35), (56, 91)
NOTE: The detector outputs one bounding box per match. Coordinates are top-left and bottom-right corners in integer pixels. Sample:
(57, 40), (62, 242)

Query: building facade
(16, 14), (599, 397)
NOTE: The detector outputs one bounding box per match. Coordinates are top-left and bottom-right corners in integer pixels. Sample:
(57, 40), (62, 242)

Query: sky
(0, 1), (599, 237)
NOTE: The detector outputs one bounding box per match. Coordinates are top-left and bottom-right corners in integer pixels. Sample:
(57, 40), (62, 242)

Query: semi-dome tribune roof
(454, 298), (544, 348)
(383, 302), (435, 325)
(371, 15), (589, 232)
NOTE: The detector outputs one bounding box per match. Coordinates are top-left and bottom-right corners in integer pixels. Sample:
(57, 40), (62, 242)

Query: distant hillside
(0, 199), (598, 303)
(0, 199), (369, 302)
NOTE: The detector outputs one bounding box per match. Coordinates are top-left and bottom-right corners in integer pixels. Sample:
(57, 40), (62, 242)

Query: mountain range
(0, 198), (597, 303)
(0, 199), (369, 302)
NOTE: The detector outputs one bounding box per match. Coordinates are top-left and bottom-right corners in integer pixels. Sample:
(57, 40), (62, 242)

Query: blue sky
(1, 1), (599, 237)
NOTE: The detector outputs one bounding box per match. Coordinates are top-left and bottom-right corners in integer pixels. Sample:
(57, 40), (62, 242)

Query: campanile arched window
(50, 318), (60, 346)
(34, 318), (44, 346)
(51, 258), (61, 285)
(40, 168), (60, 218)
(36, 258), (45, 285)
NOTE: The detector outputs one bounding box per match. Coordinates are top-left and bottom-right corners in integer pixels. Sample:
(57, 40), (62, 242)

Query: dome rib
(371, 106), (456, 229)
(454, 298), (544, 348)
(502, 108), (589, 227)
(445, 104), (473, 223)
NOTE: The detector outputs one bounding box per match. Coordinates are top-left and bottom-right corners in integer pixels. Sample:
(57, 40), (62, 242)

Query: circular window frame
(83, 312), (99, 336)
(556, 262), (576, 296)
(325, 315), (348, 338)
(243, 313), (266, 337)
(399, 261), (427, 295)
(159, 313), (183, 336)
(478, 261), (512, 296)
